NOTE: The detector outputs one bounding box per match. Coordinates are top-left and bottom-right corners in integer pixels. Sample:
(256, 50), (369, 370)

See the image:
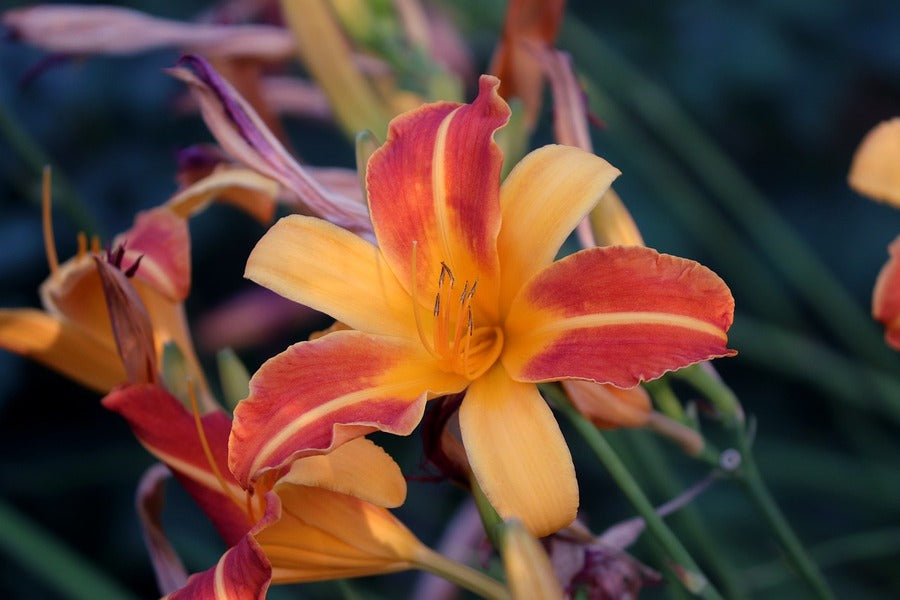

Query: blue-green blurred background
(2, 1), (900, 598)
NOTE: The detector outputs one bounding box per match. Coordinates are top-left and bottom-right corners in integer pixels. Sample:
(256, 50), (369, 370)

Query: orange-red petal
(167, 534), (271, 600)
(102, 384), (253, 546)
(873, 236), (900, 350)
(114, 207), (190, 302)
(230, 330), (468, 486)
(367, 75), (509, 320)
(503, 246), (735, 387)
(459, 364), (577, 537)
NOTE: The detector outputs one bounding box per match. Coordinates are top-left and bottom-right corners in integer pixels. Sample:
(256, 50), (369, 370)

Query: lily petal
(873, 236), (900, 350)
(561, 380), (651, 429)
(497, 144), (620, 311)
(849, 117), (900, 206)
(0, 308), (124, 392)
(167, 534), (271, 600)
(103, 384), (253, 546)
(488, 0), (565, 128)
(230, 330), (468, 486)
(367, 75), (509, 318)
(245, 215), (414, 338)
(114, 207), (190, 303)
(459, 364), (577, 537)
(136, 463), (189, 595)
(93, 257), (157, 385)
(166, 167), (279, 225)
(3, 5), (295, 59)
(279, 437), (407, 508)
(257, 486), (422, 582)
(170, 56), (372, 236)
(503, 246), (735, 388)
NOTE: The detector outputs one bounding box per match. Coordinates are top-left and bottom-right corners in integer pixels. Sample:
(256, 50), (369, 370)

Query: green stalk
(414, 547), (510, 600)
(730, 314), (900, 425)
(680, 367), (835, 599)
(547, 385), (724, 600)
(619, 430), (747, 598)
(0, 499), (135, 600)
(733, 431), (835, 600)
(746, 526), (900, 592)
(0, 101), (97, 234)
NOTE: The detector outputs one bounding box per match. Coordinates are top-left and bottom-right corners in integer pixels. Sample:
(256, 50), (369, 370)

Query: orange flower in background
(231, 75), (735, 537)
(849, 118), (900, 349)
(104, 383), (427, 599)
(0, 167), (277, 407)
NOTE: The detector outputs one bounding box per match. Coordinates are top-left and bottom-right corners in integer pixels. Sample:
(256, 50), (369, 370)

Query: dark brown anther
(124, 254), (144, 278)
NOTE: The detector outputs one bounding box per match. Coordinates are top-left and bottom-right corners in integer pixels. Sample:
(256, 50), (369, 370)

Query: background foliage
(1, 0), (899, 598)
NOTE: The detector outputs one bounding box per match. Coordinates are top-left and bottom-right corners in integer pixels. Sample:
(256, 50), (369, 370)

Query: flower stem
(548, 385), (724, 600)
(680, 366), (835, 599)
(414, 547), (510, 600)
(733, 431), (835, 600)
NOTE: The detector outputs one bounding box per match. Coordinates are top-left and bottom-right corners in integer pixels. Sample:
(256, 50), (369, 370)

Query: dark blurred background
(1, 1), (900, 598)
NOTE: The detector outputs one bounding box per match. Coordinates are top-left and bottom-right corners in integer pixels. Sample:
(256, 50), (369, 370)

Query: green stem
(734, 432), (835, 600)
(414, 547), (510, 600)
(548, 385), (724, 600)
(619, 430), (748, 598)
(730, 313), (900, 425)
(681, 367), (835, 599)
(643, 379), (688, 423)
(746, 526), (900, 592)
(0, 498), (135, 600)
(0, 101), (97, 234)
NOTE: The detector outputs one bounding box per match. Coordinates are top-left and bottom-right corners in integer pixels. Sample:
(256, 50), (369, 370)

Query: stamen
(187, 378), (247, 515)
(410, 241), (435, 356)
(91, 235), (101, 254)
(41, 166), (59, 278)
(124, 254), (143, 278)
(76, 232), (87, 258)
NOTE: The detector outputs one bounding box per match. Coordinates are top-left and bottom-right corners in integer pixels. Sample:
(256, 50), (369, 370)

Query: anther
(124, 255), (144, 278)
(77, 232), (87, 258)
(459, 281), (469, 304)
(433, 293), (441, 317)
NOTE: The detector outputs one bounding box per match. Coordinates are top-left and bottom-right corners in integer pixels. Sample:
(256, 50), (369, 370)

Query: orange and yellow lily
(104, 382), (441, 599)
(849, 117), (900, 349)
(231, 75), (735, 537)
(0, 168), (277, 404)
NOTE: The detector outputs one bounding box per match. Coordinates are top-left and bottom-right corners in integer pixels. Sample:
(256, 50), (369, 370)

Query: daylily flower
(0, 167), (277, 405)
(232, 75), (735, 537)
(104, 383), (426, 598)
(95, 262), (506, 599)
(849, 117), (900, 349)
(489, 0), (566, 129)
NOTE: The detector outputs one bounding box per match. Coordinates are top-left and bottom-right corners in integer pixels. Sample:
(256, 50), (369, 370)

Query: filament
(187, 378), (246, 515)
(41, 166), (59, 277)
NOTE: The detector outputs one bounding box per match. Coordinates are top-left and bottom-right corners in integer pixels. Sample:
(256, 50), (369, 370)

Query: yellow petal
(849, 117), (900, 206)
(501, 520), (565, 600)
(497, 145), (620, 312)
(0, 308), (124, 392)
(166, 167), (279, 224)
(257, 486), (422, 582)
(459, 364), (577, 537)
(279, 437), (407, 508)
(245, 215), (415, 338)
